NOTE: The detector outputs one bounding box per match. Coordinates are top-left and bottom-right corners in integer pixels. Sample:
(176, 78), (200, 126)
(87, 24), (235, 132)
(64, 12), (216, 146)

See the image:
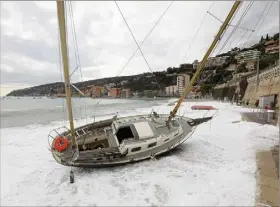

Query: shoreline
(3, 96), (216, 102)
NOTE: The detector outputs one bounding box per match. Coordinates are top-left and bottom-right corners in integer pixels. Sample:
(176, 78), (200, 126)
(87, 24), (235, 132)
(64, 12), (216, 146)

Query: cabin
(109, 120), (155, 146)
(104, 116), (183, 155)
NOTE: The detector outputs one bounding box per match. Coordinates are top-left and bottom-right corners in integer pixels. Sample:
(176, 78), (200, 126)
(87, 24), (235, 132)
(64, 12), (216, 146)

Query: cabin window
(116, 126), (134, 144)
(148, 142), (157, 148)
(164, 138), (169, 142)
(131, 147), (141, 152)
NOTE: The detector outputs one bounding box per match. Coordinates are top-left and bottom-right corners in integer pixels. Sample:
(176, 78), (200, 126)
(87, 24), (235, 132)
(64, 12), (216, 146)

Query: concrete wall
(243, 73), (280, 105)
(213, 85), (237, 101)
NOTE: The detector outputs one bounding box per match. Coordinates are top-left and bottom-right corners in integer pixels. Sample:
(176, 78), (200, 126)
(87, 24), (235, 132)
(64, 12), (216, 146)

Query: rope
(67, 1), (88, 124)
(181, 1), (215, 64)
(114, 1), (162, 91)
(242, 1), (270, 47)
(115, 1), (174, 78)
(56, 2), (67, 124)
(253, 1), (274, 37)
(217, 1), (254, 54)
(200, 1), (274, 102)
(194, 2), (247, 86)
(195, 2), (255, 100)
(57, 27), (66, 122)
(216, 1), (269, 84)
(223, 1), (254, 51)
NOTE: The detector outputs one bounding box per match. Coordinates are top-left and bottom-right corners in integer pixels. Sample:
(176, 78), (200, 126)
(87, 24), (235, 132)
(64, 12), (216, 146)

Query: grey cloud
(1, 34), (59, 64)
(1, 69), (61, 85)
(0, 1), (279, 95)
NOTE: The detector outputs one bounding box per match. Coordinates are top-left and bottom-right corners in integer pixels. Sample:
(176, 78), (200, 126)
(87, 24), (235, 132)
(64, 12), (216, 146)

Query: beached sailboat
(48, 1), (241, 180)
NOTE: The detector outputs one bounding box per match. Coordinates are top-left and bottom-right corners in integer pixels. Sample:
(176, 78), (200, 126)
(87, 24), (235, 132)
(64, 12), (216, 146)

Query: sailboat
(48, 1), (240, 170)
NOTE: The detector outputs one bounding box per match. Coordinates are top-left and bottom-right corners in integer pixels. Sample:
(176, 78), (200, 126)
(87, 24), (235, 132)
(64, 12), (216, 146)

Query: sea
(1, 96), (279, 205)
(0, 96), (167, 128)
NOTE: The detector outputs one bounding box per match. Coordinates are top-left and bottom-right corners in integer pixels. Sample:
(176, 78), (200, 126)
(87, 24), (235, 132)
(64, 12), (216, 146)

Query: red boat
(191, 105), (215, 110)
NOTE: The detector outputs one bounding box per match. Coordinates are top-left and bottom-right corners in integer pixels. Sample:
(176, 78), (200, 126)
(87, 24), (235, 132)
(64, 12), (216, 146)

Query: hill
(6, 32), (279, 97)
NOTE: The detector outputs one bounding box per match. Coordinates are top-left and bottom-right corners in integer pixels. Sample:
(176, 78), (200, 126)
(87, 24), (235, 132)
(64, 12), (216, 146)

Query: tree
(260, 36), (264, 43)
(266, 34), (269, 40)
(273, 33), (279, 40)
(237, 62), (247, 73)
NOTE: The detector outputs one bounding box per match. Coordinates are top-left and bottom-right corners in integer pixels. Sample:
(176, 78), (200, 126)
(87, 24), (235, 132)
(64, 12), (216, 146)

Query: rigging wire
(215, 1), (273, 86)
(195, 1), (255, 92)
(207, 19), (269, 99)
(68, 1), (83, 80)
(252, 1), (274, 38)
(115, 1), (174, 79)
(114, 1), (162, 91)
(174, 2), (243, 120)
(195, 1), (244, 61)
(180, 1), (215, 64)
(67, 2), (79, 80)
(67, 1), (88, 124)
(223, 1), (254, 51)
(216, 1), (254, 54)
(57, 21), (66, 124)
(193, 2), (246, 86)
(242, 1), (270, 48)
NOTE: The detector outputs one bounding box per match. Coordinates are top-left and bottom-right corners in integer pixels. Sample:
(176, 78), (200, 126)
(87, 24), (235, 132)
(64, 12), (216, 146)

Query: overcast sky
(0, 1), (279, 95)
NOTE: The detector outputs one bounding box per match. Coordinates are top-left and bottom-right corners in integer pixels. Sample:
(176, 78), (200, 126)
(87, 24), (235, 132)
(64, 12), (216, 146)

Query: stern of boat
(47, 126), (75, 166)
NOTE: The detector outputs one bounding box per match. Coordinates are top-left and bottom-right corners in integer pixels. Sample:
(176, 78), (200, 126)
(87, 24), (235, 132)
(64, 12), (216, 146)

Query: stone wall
(243, 65), (280, 104)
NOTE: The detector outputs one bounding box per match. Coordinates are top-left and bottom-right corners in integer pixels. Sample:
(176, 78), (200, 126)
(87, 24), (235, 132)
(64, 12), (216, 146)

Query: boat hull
(50, 114), (210, 168)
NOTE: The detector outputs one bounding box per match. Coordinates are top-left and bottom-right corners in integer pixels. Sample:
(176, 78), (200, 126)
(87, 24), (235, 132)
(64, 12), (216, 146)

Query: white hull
(49, 113), (212, 168)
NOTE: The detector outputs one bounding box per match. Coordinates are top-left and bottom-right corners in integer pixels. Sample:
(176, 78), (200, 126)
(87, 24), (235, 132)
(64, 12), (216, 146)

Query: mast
(57, 1), (77, 149)
(167, 1), (241, 123)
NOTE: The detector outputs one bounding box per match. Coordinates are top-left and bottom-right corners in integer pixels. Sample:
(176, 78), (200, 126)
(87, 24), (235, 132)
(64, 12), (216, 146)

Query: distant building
(109, 88), (121, 98)
(206, 56), (229, 67)
(120, 80), (128, 85)
(193, 56), (229, 70)
(193, 60), (199, 70)
(235, 50), (260, 64)
(265, 39), (279, 54)
(235, 50), (260, 71)
(85, 85), (104, 97)
(245, 62), (256, 71)
(121, 89), (131, 98)
(225, 63), (237, 71)
(177, 74), (190, 96)
(165, 85), (178, 96)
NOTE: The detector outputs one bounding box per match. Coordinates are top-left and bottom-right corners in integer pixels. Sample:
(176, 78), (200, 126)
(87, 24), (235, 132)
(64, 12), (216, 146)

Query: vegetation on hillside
(7, 32), (279, 97)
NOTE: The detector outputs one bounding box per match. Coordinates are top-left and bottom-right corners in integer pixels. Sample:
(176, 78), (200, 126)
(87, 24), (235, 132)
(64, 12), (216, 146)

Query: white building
(193, 60), (199, 70)
(235, 50), (260, 64)
(165, 85), (178, 96)
(193, 56), (229, 70)
(177, 74), (190, 96)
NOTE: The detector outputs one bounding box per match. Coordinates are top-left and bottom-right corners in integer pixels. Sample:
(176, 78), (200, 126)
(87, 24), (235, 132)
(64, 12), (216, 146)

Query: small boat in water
(48, 113), (212, 167)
